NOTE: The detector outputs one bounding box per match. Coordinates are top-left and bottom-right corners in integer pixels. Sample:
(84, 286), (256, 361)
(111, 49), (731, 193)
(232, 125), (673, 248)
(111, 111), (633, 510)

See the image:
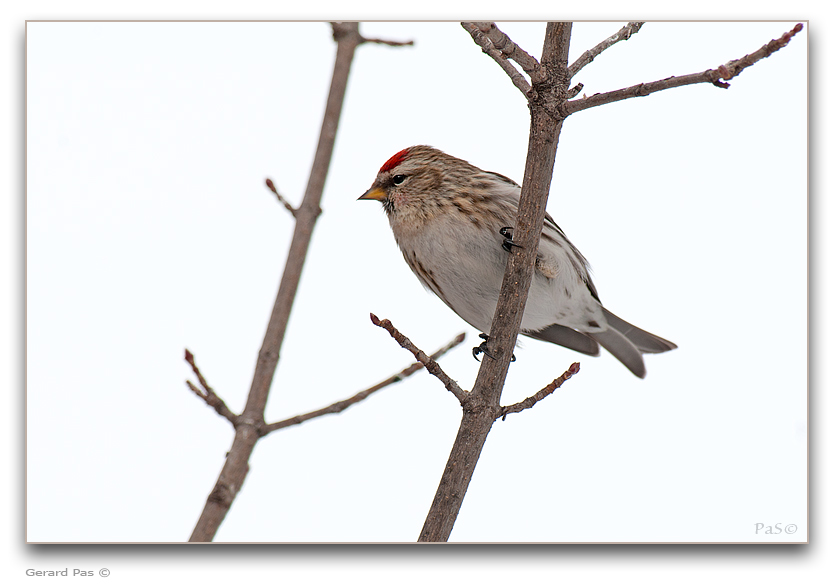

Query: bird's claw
(471, 333), (516, 362)
(472, 333), (495, 361)
(500, 226), (523, 252)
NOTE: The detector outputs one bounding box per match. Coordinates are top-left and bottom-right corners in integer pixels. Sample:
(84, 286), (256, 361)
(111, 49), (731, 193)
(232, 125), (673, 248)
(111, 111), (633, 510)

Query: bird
(358, 145), (676, 377)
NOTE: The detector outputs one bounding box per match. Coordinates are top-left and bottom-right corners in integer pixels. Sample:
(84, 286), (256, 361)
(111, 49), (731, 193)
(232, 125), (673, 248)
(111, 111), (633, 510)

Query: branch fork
(185, 349), (238, 425)
(463, 21), (803, 121)
(187, 22), (416, 542)
(416, 20), (803, 542)
(185, 330), (465, 436)
(369, 313), (580, 421)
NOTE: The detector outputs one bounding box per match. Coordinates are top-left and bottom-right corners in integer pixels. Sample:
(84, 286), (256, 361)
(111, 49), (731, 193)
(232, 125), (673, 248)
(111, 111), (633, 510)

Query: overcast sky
(7, 6), (829, 583)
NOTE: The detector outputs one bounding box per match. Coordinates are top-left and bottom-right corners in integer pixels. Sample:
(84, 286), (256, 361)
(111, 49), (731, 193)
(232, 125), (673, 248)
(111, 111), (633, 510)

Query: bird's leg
(472, 333), (516, 362)
(500, 226), (523, 252)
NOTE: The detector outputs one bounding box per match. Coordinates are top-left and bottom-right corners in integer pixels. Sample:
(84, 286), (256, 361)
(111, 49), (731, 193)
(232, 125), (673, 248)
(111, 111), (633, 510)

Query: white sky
(4, 3), (831, 583)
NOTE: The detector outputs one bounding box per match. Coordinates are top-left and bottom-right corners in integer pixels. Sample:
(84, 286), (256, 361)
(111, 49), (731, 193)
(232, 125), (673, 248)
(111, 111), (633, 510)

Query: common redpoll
(359, 146), (676, 378)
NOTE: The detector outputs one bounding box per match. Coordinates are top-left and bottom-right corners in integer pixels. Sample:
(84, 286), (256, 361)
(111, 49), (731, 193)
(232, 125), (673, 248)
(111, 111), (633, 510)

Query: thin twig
(359, 35), (414, 47)
(563, 23), (803, 117)
(370, 313), (468, 404)
(461, 22), (533, 97)
(184, 349), (239, 425)
(568, 22), (644, 78)
(717, 22), (804, 83)
(498, 362), (580, 420)
(261, 332), (465, 435)
(265, 178), (297, 218)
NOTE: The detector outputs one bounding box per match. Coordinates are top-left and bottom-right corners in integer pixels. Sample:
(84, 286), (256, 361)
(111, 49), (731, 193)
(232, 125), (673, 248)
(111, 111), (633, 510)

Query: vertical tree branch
(418, 23), (574, 543)
(188, 23), (363, 543)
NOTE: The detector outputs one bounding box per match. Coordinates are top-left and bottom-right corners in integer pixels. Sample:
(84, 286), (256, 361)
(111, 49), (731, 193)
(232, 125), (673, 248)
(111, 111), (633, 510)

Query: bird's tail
(589, 308), (677, 378)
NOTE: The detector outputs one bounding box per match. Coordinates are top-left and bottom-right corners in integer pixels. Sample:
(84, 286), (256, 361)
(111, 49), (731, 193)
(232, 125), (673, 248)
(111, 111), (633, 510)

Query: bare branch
(566, 83), (584, 99)
(418, 20), (803, 544)
(261, 333), (465, 435)
(419, 23), (575, 544)
(265, 178), (297, 217)
(461, 22), (533, 97)
(359, 35), (414, 47)
(184, 349), (239, 425)
(498, 362), (580, 420)
(189, 23), (365, 543)
(337, 21), (414, 47)
(563, 23), (804, 116)
(469, 22), (542, 76)
(370, 313), (468, 404)
(568, 22), (644, 78)
(718, 22), (804, 82)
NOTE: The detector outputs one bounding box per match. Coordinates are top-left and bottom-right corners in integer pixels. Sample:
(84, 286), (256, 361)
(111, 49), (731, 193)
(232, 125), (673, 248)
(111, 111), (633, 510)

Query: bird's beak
(358, 187), (386, 202)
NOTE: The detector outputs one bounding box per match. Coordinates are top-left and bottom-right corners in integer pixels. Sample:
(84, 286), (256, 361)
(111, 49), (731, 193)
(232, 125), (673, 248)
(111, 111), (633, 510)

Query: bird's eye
(392, 174), (407, 185)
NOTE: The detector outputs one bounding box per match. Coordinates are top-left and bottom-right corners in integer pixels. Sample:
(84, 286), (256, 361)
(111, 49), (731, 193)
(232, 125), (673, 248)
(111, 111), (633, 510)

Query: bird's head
(359, 146), (457, 218)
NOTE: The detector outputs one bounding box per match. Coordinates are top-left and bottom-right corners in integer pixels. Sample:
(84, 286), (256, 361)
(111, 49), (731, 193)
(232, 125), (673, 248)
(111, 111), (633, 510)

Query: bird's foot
(472, 333), (495, 361)
(472, 333), (516, 362)
(500, 226), (523, 252)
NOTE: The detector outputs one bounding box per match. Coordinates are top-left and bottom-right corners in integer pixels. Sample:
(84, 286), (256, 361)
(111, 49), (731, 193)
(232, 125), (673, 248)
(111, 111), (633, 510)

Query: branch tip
(260, 332), (465, 435)
(191, 17), (363, 543)
(370, 313), (467, 403)
(498, 362), (581, 420)
(461, 21), (536, 97)
(568, 22), (644, 78)
(183, 349), (238, 425)
(565, 22), (803, 116)
(264, 177), (298, 217)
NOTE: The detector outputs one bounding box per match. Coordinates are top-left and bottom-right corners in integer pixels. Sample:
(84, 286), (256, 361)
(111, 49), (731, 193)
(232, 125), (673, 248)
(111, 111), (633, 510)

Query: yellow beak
(358, 187), (386, 202)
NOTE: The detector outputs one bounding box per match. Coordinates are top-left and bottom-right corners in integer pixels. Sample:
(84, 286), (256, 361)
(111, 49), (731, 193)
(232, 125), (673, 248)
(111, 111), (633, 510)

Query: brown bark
(416, 20), (803, 543)
(418, 22), (574, 543)
(188, 23), (363, 543)
(562, 23), (804, 116)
